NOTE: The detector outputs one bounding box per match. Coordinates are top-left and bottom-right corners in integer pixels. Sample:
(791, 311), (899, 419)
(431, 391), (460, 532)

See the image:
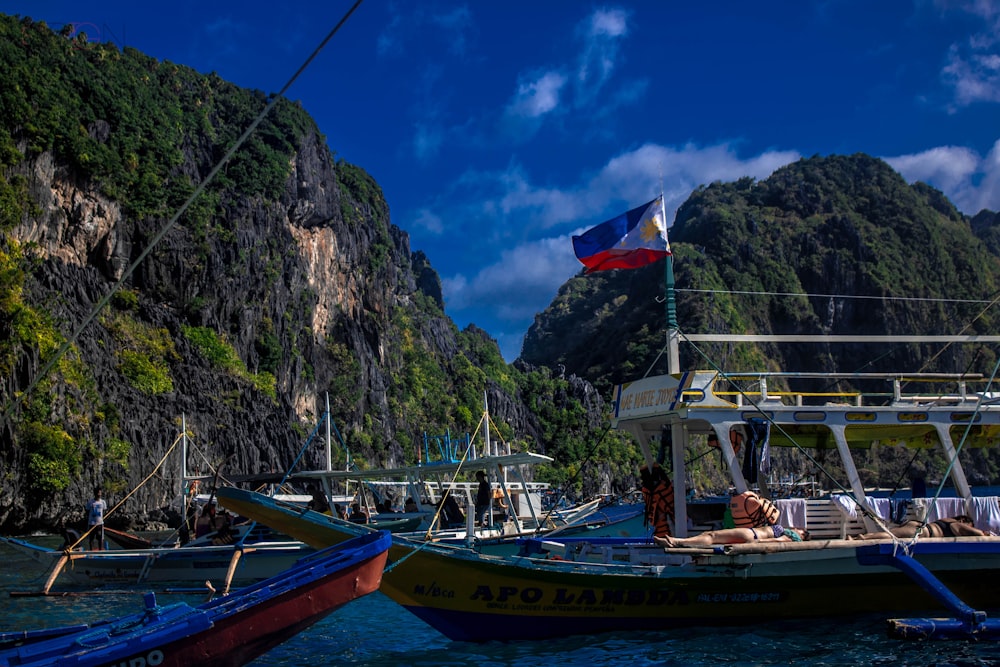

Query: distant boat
(293, 395), (638, 547)
(0, 522), (313, 592)
(0, 530), (390, 666)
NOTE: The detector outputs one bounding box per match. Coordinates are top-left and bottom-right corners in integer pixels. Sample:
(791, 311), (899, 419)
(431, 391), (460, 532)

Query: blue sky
(6, 2), (1000, 361)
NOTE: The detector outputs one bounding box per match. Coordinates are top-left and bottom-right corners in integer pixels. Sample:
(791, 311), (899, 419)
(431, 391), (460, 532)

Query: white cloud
(435, 142), (803, 360)
(575, 8), (629, 107)
(943, 47), (1000, 106)
(585, 143), (801, 225)
(500, 7), (637, 139)
(413, 122), (444, 162)
(377, 5), (474, 59)
(940, 2), (1000, 107)
(505, 71), (568, 119)
(443, 235), (581, 315)
(411, 207), (445, 235)
(886, 140), (1000, 214)
(431, 6), (474, 57)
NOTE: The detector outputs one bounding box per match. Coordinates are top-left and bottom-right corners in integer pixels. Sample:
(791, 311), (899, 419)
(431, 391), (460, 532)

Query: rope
(422, 411), (486, 540)
(676, 287), (1000, 306)
(899, 353), (1000, 550)
(529, 423), (615, 535)
(67, 430), (185, 552)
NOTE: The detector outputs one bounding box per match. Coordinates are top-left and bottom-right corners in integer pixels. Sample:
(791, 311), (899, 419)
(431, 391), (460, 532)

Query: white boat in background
(0, 522), (313, 593)
(291, 396), (645, 548)
(0, 416), (319, 594)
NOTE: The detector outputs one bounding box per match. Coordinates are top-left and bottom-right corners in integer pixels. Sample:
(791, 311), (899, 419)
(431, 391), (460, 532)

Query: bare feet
(653, 535), (678, 548)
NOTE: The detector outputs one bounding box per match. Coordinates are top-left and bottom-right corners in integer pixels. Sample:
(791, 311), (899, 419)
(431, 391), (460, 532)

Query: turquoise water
(3, 539), (1000, 666)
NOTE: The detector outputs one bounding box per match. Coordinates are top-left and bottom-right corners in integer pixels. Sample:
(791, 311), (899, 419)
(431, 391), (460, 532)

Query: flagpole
(661, 196), (679, 374)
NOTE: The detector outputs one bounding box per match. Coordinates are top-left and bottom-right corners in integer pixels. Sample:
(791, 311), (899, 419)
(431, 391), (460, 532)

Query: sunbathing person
(851, 515), (986, 540)
(654, 525), (807, 547)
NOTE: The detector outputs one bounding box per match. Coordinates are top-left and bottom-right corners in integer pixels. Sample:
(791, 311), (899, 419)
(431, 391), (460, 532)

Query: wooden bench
(806, 498), (867, 538)
(775, 498), (866, 539)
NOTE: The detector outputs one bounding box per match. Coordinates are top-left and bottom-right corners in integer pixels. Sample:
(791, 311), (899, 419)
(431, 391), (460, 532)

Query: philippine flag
(572, 197), (671, 273)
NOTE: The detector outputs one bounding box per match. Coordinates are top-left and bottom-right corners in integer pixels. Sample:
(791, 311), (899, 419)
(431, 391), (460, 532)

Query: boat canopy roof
(612, 370), (1000, 450)
(294, 452), (553, 482)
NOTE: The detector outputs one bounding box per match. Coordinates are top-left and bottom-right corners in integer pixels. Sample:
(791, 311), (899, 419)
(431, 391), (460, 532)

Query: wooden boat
(0, 522), (313, 592)
(217, 362), (1000, 642)
(295, 398), (638, 545)
(212, 244), (1000, 640)
(0, 530), (390, 667)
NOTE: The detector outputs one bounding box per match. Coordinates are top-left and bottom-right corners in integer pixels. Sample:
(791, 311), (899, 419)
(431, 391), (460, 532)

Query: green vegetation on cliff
(0, 14), (618, 523)
(522, 154), (1000, 491)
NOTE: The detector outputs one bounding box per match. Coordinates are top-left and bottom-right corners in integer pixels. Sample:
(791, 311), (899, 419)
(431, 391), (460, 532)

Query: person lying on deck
(850, 515), (986, 540)
(653, 525), (808, 548)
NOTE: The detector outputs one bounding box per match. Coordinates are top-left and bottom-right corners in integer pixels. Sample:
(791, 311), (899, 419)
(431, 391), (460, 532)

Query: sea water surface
(2, 537), (1000, 667)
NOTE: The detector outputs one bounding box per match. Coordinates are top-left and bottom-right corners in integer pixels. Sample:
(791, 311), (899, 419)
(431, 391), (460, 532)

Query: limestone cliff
(0, 15), (610, 533)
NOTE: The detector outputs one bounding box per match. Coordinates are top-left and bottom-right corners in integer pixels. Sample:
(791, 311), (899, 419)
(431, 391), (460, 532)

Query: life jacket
(640, 463), (674, 537)
(729, 429), (744, 456)
(729, 490), (779, 528)
(708, 430), (743, 456)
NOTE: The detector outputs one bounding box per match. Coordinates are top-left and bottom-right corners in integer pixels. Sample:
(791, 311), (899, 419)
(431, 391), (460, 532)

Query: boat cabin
(613, 370), (1000, 537)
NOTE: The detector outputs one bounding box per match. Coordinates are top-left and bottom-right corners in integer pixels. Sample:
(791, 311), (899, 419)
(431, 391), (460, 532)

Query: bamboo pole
(221, 547), (255, 595)
(41, 554), (70, 594)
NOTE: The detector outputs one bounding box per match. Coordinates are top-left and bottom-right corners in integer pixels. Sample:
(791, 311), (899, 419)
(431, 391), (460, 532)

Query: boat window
(681, 389), (706, 403)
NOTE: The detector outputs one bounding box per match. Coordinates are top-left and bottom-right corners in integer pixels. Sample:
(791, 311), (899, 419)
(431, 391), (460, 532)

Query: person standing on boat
(86, 487), (107, 550)
(475, 470), (491, 527)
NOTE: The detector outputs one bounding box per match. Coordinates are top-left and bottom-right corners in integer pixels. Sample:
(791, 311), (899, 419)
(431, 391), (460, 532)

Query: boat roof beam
(715, 423), (748, 494)
(829, 424), (880, 532)
(934, 423), (973, 506)
(670, 422), (689, 537)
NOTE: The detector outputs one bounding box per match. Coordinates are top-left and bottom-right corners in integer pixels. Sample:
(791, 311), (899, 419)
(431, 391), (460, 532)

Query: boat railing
(710, 372), (990, 409)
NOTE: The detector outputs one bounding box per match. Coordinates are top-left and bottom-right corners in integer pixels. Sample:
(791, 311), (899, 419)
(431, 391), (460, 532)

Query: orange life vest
(729, 490), (779, 528)
(708, 431), (743, 456)
(729, 429), (744, 456)
(640, 464), (674, 538)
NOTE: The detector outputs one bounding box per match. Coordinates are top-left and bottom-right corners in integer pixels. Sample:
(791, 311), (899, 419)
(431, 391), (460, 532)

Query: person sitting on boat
(404, 497), (418, 513)
(211, 511), (235, 545)
(437, 492), (465, 528)
(850, 515), (986, 540)
(653, 525), (808, 548)
(348, 502), (369, 524)
(333, 503), (347, 520)
(195, 503), (218, 538)
(306, 484), (331, 515)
